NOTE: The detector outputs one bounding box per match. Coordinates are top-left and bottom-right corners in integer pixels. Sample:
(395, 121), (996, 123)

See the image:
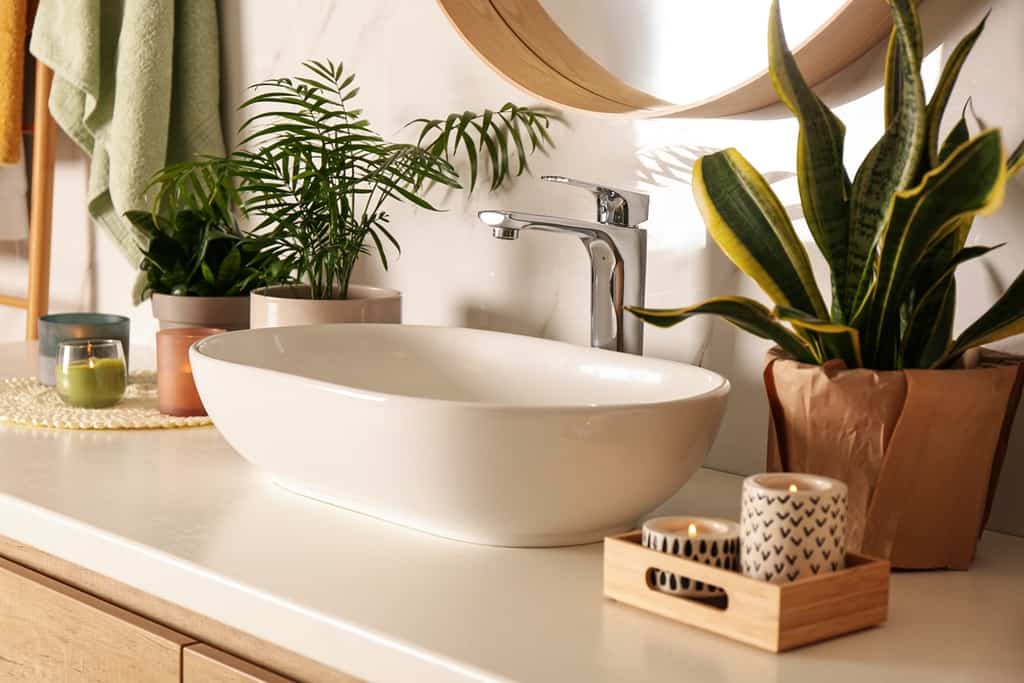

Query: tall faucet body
(488, 214), (646, 354)
(479, 178), (648, 355)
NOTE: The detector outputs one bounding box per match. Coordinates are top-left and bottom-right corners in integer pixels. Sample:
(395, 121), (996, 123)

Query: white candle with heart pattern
(740, 473), (848, 584)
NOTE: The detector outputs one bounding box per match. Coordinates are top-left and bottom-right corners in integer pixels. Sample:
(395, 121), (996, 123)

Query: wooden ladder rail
(24, 59), (55, 340)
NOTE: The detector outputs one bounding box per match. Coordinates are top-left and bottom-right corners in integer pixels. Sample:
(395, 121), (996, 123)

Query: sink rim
(192, 323), (731, 412)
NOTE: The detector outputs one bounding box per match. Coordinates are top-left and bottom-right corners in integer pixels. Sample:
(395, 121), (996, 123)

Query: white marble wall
(3, 0), (1023, 534)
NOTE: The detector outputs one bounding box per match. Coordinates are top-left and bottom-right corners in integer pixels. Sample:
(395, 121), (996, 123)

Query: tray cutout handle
(644, 567), (730, 611)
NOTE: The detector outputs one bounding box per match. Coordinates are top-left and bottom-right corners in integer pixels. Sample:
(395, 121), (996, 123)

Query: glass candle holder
(54, 339), (128, 408)
(38, 313), (130, 386)
(157, 327), (224, 417)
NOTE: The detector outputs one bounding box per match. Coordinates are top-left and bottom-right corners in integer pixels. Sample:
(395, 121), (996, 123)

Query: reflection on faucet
(478, 177), (648, 355)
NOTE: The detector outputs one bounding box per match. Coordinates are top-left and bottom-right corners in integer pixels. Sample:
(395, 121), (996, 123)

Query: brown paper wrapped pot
(764, 348), (1024, 570)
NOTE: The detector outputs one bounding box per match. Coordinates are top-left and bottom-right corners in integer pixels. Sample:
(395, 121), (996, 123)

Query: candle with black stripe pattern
(642, 517), (740, 598)
(740, 473), (848, 584)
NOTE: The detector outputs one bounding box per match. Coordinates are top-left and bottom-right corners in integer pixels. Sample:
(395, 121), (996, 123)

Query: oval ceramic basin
(191, 324), (730, 546)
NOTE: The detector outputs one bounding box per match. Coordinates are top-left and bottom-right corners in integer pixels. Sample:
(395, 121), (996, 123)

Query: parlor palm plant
(232, 60), (562, 303)
(233, 60), (460, 302)
(630, 0), (1024, 372)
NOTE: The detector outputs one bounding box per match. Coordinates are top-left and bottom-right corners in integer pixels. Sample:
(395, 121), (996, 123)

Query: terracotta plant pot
(249, 284), (402, 328)
(151, 293), (250, 331)
(763, 348), (1024, 570)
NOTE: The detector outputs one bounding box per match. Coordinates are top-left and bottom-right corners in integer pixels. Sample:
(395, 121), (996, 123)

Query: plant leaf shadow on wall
(634, 143), (803, 223)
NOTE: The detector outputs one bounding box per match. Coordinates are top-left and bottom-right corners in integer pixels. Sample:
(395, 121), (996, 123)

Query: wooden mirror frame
(438, 0), (897, 118)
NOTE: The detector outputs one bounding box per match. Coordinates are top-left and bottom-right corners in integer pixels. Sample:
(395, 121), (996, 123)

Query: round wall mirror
(438, 0), (896, 117)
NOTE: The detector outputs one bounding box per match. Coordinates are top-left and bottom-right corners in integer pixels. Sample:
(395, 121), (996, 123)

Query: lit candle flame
(687, 523), (697, 538)
(788, 483), (798, 493)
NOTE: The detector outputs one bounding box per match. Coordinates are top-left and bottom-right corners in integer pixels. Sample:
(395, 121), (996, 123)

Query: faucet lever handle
(541, 176), (649, 227)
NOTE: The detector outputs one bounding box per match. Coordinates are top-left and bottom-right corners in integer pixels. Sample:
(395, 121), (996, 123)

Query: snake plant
(631, 0), (1024, 370)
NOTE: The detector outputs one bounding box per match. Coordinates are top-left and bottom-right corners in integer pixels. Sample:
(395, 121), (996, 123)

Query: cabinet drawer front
(184, 644), (296, 682)
(0, 556), (192, 682)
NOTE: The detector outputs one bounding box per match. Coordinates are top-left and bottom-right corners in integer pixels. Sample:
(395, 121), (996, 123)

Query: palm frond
(408, 103), (565, 192)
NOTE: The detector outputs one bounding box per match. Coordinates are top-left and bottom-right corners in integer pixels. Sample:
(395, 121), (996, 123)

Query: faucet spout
(479, 212), (524, 240)
(491, 226), (519, 240)
(477, 209), (647, 355)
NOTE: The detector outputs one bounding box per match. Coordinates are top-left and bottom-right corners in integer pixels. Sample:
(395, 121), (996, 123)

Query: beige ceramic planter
(151, 293), (250, 331)
(250, 284), (402, 328)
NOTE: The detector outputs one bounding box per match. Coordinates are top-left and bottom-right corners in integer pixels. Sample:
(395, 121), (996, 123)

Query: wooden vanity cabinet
(0, 542), (356, 682)
(0, 555), (191, 682)
(0, 555), (301, 682)
(184, 644), (296, 682)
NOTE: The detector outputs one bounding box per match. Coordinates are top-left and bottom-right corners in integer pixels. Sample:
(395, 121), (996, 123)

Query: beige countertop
(0, 341), (1021, 682)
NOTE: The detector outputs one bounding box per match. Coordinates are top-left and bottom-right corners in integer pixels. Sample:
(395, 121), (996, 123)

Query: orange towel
(0, 0), (26, 165)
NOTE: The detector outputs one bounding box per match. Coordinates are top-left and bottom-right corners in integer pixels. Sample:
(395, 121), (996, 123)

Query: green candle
(54, 357), (127, 408)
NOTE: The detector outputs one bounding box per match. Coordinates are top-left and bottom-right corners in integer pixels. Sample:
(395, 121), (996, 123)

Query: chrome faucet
(479, 176), (649, 355)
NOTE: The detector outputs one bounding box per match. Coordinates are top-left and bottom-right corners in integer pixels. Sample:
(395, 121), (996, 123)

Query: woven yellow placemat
(0, 372), (212, 430)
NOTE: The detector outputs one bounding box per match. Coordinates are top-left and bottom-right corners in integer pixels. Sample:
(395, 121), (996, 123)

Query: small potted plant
(127, 157), (289, 330)
(630, 0), (1024, 569)
(232, 60), (561, 327)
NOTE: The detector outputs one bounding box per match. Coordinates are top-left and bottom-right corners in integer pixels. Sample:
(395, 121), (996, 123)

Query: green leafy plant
(630, 0), (1024, 370)
(232, 60), (562, 301)
(127, 157), (288, 299)
(409, 103), (563, 192)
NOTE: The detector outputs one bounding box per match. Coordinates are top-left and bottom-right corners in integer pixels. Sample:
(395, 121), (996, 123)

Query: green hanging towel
(30, 0), (225, 267)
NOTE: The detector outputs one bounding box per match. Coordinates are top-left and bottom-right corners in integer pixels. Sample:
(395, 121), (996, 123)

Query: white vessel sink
(191, 324), (729, 546)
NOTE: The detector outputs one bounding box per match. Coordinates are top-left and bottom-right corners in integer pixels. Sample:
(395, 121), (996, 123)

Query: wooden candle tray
(603, 530), (889, 652)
